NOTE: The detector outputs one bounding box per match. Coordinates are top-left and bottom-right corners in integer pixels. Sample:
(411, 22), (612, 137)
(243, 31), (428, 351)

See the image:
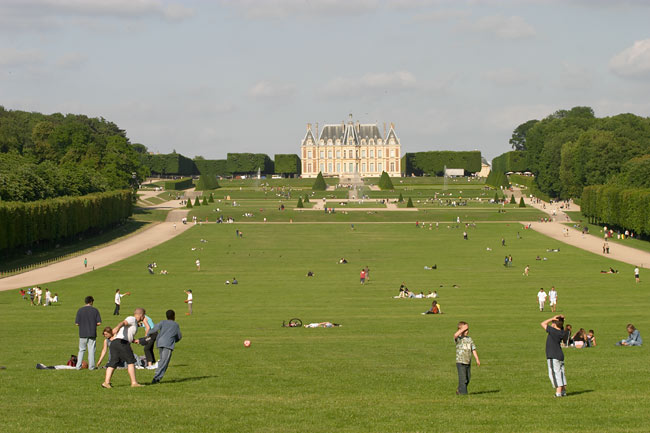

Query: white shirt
(635, 267), (640, 275)
(116, 316), (138, 342)
(537, 291), (547, 302)
(187, 292), (193, 304)
(114, 293), (124, 304)
(549, 290), (557, 302)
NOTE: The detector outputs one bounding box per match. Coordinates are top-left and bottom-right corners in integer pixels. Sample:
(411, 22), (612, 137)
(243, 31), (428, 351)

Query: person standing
(185, 290), (193, 315)
(453, 321), (480, 395)
(549, 286), (558, 313)
(75, 296), (102, 370)
(84, 257), (88, 268)
(113, 289), (130, 316)
(195, 259), (201, 271)
(634, 266), (640, 283)
(34, 286), (42, 305)
(537, 289), (547, 312)
(541, 315), (569, 397)
(101, 308), (146, 388)
(149, 310), (182, 384)
(523, 265), (530, 276)
(364, 266), (370, 282)
(360, 269), (366, 285)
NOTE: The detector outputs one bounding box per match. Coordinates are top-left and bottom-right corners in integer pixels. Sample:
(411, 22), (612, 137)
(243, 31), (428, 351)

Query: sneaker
(146, 365), (156, 370)
(36, 363), (47, 369)
(554, 393), (563, 398)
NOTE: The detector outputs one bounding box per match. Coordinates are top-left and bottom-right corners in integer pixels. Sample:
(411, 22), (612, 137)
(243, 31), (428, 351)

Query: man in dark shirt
(75, 296), (102, 370)
(541, 315), (569, 397)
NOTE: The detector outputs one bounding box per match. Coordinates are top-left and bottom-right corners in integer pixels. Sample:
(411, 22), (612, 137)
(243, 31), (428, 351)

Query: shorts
(106, 339), (136, 368)
(549, 299), (557, 305)
(547, 358), (566, 387)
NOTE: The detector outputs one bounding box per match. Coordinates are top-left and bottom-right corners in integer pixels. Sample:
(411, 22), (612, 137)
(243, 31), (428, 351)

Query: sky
(2, 0), (650, 162)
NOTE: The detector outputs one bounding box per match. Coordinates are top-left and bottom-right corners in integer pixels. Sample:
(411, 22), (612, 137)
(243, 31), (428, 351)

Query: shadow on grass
(471, 390), (500, 395)
(159, 375), (217, 384)
(567, 389), (594, 397)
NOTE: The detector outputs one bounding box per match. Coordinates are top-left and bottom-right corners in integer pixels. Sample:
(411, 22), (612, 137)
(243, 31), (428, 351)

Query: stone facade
(300, 117), (401, 178)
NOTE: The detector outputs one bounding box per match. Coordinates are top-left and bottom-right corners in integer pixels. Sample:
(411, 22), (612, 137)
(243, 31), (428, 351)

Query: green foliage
(303, 194), (310, 203)
(226, 153), (274, 174)
(194, 196), (201, 206)
(608, 154), (650, 188)
(494, 192), (500, 202)
(140, 153), (195, 176)
(398, 192), (404, 202)
(582, 185), (650, 235)
(402, 151), (481, 176)
(406, 197), (414, 208)
(509, 119), (539, 151)
(297, 197), (304, 208)
(208, 193), (215, 203)
(202, 196), (208, 205)
(511, 194), (516, 204)
(194, 158), (230, 177)
(486, 170), (509, 189)
(274, 154), (301, 175)
(0, 108), (147, 201)
(186, 198), (193, 208)
(312, 172), (327, 191)
(164, 178), (193, 190)
(519, 197), (526, 207)
(0, 190), (132, 253)
(491, 151), (529, 174)
(377, 171), (394, 190)
(195, 174), (220, 191)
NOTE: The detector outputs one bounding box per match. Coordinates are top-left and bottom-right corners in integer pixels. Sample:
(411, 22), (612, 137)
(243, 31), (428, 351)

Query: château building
(300, 116), (401, 178)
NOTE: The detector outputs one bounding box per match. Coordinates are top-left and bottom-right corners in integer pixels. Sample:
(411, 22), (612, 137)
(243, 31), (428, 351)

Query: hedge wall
(194, 159), (230, 177)
(164, 178), (193, 190)
(227, 153), (274, 174)
(486, 170), (509, 189)
(195, 174), (220, 191)
(401, 151), (481, 176)
(581, 185), (650, 235)
(491, 151), (528, 174)
(0, 190), (132, 252)
(141, 153), (196, 175)
(274, 154), (301, 175)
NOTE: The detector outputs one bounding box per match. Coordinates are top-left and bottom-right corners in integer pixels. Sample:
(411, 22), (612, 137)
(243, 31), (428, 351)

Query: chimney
(316, 122), (319, 140)
(356, 121), (360, 134)
(307, 123), (311, 131)
(383, 122), (386, 138)
(391, 122), (395, 129)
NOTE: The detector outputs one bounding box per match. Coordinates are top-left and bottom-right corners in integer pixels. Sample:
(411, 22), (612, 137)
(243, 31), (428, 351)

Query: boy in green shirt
(454, 321), (481, 395)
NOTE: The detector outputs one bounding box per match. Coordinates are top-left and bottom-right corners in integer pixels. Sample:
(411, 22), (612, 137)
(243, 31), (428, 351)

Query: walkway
(1, 209), (191, 291)
(512, 187), (650, 269)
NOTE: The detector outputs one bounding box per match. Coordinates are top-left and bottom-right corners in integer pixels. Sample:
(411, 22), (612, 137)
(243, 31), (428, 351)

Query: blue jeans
(153, 347), (173, 382)
(76, 337), (97, 370)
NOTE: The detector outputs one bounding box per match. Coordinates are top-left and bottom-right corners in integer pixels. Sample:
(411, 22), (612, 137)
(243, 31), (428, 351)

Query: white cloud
(610, 39), (650, 78)
(411, 9), (470, 22)
(249, 80), (296, 99)
(558, 62), (592, 89)
(484, 104), (554, 131)
(322, 71), (417, 97)
(223, 0), (380, 19)
(470, 15), (536, 40)
(0, 48), (43, 68)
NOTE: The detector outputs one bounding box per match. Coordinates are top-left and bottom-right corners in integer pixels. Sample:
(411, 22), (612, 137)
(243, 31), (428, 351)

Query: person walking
(537, 289), (547, 312)
(75, 296), (102, 370)
(184, 290), (193, 315)
(84, 257), (88, 268)
(549, 286), (558, 313)
(148, 310), (182, 384)
(634, 266), (640, 283)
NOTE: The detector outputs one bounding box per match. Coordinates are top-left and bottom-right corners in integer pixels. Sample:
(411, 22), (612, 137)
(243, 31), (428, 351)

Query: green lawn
(1, 221), (649, 432)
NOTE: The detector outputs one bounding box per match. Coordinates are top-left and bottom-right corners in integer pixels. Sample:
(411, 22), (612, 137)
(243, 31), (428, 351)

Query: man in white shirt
(34, 287), (42, 305)
(537, 289), (548, 312)
(635, 267), (640, 283)
(102, 308), (145, 388)
(113, 289), (130, 316)
(185, 289), (193, 315)
(549, 287), (558, 313)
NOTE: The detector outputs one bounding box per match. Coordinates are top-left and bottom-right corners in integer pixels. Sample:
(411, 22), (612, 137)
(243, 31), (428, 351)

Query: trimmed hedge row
(141, 153), (196, 175)
(227, 153), (274, 174)
(194, 159), (230, 177)
(195, 174), (220, 191)
(491, 151), (528, 174)
(274, 154), (301, 175)
(164, 178), (193, 190)
(401, 151), (481, 176)
(0, 190), (132, 252)
(581, 185), (650, 235)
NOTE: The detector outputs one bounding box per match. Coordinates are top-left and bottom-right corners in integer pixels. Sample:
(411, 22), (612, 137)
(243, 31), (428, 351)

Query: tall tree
(509, 119), (539, 151)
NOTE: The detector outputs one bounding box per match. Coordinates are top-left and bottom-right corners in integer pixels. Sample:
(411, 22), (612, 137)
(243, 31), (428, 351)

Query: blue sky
(2, 0), (650, 161)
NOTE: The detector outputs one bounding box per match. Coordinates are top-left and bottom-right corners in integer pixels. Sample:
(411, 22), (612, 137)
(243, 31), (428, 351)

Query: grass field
(1, 221), (649, 432)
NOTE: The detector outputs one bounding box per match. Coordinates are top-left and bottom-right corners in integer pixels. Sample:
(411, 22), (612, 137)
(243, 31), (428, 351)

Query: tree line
(0, 107), (147, 202)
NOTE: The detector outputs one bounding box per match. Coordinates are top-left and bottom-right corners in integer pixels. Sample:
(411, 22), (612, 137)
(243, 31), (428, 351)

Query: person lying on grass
(617, 324), (642, 346)
(600, 267), (618, 274)
(304, 322), (341, 328)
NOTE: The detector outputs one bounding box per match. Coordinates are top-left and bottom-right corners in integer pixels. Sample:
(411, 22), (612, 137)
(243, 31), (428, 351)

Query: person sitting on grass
(338, 258), (348, 264)
(562, 324), (574, 347)
(306, 271), (314, 277)
(586, 329), (597, 347)
(304, 322), (341, 328)
(394, 283), (408, 298)
(424, 264), (437, 270)
(617, 324), (642, 346)
(572, 328), (588, 348)
(422, 300), (441, 315)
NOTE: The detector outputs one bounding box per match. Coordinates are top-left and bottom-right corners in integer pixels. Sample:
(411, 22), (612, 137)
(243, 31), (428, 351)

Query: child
(617, 324), (642, 346)
(541, 315), (569, 397)
(586, 329), (596, 347)
(453, 321), (480, 395)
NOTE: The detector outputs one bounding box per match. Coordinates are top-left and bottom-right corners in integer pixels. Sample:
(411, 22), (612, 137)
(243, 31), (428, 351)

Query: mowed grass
(1, 223), (650, 432)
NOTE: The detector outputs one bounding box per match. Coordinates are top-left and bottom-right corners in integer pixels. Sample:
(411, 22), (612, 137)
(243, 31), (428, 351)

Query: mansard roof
(319, 122), (385, 144)
(302, 128), (316, 145)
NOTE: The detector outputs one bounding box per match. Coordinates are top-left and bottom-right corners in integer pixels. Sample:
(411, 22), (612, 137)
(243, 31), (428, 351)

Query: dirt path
(512, 187), (650, 269)
(1, 209), (191, 291)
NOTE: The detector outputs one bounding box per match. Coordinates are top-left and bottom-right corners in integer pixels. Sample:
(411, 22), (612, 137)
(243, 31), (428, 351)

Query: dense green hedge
(194, 159), (230, 177)
(274, 154), (301, 175)
(491, 151), (528, 174)
(227, 153), (274, 174)
(486, 171), (509, 189)
(582, 185), (650, 235)
(378, 171), (394, 190)
(141, 153), (196, 175)
(401, 151), (481, 176)
(0, 190), (132, 252)
(312, 172), (327, 191)
(164, 178), (193, 190)
(195, 174), (220, 191)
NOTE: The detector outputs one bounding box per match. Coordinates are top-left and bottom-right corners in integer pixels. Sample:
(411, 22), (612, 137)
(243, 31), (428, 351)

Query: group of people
(73, 295), (182, 387)
(536, 287), (558, 312)
(20, 286), (58, 306)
